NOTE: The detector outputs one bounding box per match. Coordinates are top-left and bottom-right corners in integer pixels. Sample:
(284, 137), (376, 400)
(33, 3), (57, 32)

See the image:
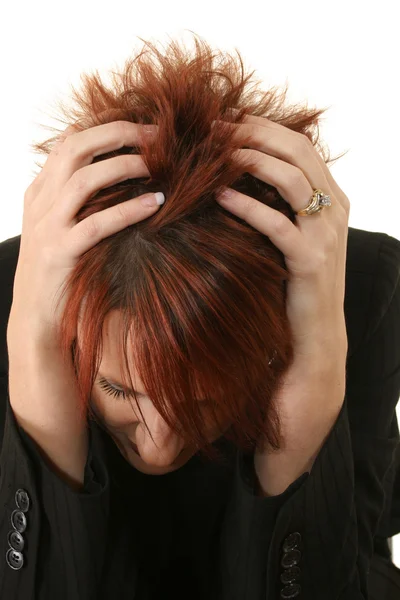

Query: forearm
(7, 317), (88, 491)
(254, 361), (346, 498)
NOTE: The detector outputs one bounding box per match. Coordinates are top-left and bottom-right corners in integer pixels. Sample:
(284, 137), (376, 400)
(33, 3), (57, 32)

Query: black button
(283, 532), (302, 552)
(280, 583), (301, 598)
(281, 549), (301, 569)
(11, 510), (27, 533)
(280, 566), (301, 585)
(8, 530), (25, 552)
(15, 489), (30, 512)
(6, 548), (24, 570)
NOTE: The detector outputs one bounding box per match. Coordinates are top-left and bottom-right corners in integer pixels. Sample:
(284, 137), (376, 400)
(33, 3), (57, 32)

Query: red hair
(30, 32), (346, 464)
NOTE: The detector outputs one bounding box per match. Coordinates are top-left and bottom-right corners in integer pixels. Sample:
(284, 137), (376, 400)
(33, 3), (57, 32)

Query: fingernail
(144, 126), (157, 135)
(141, 192), (165, 207)
(218, 188), (234, 200)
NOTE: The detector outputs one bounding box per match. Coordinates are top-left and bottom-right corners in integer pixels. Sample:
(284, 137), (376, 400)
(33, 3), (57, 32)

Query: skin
(88, 310), (232, 475)
(212, 112), (349, 494)
(83, 109), (349, 485)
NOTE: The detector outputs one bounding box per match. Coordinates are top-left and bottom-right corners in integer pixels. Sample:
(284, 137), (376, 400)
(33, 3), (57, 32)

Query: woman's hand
(8, 118), (163, 346)
(6, 116), (164, 490)
(212, 112), (350, 491)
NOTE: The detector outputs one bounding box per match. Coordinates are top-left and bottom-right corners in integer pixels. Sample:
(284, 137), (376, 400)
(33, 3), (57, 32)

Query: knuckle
(242, 195), (259, 219)
(61, 134), (79, 157)
(27, 174), (42, 192)
(115, 201), (131, 221)
(308, 250), (326, 272)
(287, 167), (305, 189)
(273, 213), (291, 236)
(324, 226), (338, 248)
(24, 183), (44, 211)
(234, 147), (260, 167)
(289, 134), (311, 159)
(117, 120), (132, 139)
(122, 154), (137, 173)
(338, 205), (350, 224)
(332, 200), (349, 226)
(82, 216), (101, 239)
(234, 147), (252, 158)
(63, 123), (80, 137)
(300, 133), (313, 148)
(246, 148), (262, 162)
(25, 171), (45, 196)
(70, 172), (89, 194)
(342, 196), (351, 214)
(24, 185), (36, 204)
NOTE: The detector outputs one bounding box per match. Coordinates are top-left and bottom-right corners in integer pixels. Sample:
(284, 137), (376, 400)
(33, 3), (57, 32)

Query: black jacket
(0, 227), (400, 600)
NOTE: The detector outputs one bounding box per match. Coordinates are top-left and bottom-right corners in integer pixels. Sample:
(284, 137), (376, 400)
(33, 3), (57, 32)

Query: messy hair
(30, 31), (346, 464)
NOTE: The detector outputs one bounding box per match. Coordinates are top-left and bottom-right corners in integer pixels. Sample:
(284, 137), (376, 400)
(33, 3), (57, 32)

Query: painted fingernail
(143, 126), (157, 135)
(141, 192), (165, 207)
(218, 188), (234, 200)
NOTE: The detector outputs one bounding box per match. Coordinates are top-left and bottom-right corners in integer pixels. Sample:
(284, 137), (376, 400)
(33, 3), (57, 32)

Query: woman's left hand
(212, 112), (350, 467)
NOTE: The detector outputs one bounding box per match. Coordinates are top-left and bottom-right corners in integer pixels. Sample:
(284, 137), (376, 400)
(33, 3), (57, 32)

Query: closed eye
(97, 377), (137, 401)
(97, 377), (215, 408)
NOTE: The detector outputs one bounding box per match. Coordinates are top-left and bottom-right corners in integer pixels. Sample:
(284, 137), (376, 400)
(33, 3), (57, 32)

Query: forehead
(77, 307), (138, 380)
(93, 310), (206, 398)
(99, 310), (141, 382)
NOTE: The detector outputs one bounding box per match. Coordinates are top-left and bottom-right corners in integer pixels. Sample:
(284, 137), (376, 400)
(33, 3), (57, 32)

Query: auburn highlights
(30, 32), (346, 464)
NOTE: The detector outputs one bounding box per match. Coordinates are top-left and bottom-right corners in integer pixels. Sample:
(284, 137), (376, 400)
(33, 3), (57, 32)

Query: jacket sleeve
(0, 375), (111, 600)
(217, 232), (400, 600)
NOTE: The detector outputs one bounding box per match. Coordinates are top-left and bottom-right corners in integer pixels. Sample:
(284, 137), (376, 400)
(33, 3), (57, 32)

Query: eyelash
(98, 377), (129, 400)
(98, 377), (215, 409)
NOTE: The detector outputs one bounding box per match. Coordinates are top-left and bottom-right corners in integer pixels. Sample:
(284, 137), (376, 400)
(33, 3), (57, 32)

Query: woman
(1, 33), (400, 599)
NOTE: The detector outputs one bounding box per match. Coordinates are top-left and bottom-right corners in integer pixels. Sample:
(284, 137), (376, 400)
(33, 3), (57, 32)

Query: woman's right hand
(7, 119), (164, 345)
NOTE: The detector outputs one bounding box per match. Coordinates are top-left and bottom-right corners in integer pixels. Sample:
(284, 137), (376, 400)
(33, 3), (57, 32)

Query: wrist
(293, 330), (348, 368)
(7, 309), (62, 356)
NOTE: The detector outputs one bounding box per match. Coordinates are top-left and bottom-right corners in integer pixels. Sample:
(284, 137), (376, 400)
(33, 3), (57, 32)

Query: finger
(216, 189), (308, 265)
(30, 122), (82, 190)
(48, 123), (85, 161)
(70, 193), (163, 258)
(56, 154), (152, 224)
(213, 115), (331, 202)
(250, 114), (343, 201)
(228, 148), (318, 217)
(46, 121), (158, 189)
(242, 113), (345, 198)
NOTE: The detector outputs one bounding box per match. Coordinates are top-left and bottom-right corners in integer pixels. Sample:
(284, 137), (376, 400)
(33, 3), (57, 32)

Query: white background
(1, 0), (400, 568)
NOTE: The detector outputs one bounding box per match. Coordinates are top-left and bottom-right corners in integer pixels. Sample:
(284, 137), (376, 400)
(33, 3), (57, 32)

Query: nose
(130, 439), (185, 466)
(133, 418), (185, 467)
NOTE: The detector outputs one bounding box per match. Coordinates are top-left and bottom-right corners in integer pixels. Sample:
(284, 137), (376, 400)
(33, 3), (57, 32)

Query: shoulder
(346, 226), (400, 282)
(345, 227), (400, 357)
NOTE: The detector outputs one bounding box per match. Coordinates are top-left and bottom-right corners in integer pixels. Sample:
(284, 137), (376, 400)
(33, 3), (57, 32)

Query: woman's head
(31, 32), (345, 471)
(86, 309), (233, 474)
